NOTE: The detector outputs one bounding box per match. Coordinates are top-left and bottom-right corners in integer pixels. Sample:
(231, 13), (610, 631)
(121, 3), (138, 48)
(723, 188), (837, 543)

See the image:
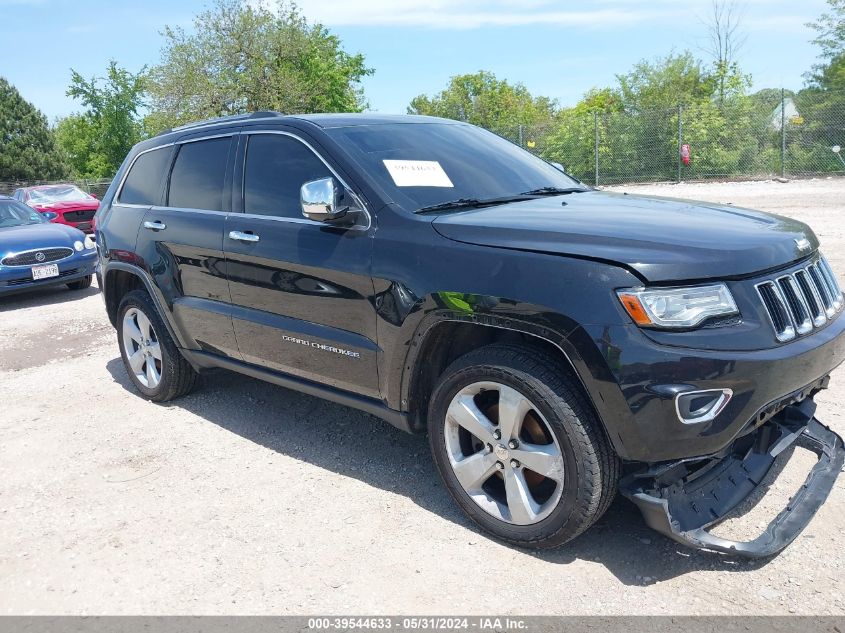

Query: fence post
(781, 88), (786, 179)
(594, 112), (599, 186)
(677, 104), (683, 183)
(518, 124), (524, 148)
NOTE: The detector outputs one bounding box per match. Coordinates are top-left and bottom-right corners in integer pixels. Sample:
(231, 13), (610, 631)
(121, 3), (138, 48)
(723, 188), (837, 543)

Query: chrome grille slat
(809, 264), (835, 317)
(756, 254), (843, 343)
(794, 270), (826, 326)
(777, 275), (812, 335)
(818, 256), (843, 310)
(757, 281), (796, 342)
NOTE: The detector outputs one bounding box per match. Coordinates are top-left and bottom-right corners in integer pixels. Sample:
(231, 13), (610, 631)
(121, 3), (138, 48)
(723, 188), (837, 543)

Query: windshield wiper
(416, 194), (535, 214)
(519, 186), (588, 196)
(415, 187), (589, 214)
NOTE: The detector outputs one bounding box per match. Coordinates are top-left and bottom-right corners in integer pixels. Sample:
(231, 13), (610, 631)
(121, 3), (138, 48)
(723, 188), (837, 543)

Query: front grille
(63, 210), (96, 222)
(756, 254), (843, 342)
(3, 268), (79, 287)
(1, 247), (73, 267)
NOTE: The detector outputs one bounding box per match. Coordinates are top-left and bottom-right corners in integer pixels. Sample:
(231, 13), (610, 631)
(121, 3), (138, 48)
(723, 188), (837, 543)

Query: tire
(427, 343), (619, 549)
(117, 289), (197, 402)
(67, 275), (93, 291)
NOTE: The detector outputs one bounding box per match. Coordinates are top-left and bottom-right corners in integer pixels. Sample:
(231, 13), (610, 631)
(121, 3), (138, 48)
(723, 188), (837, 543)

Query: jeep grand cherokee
(94, 112), (845, 556)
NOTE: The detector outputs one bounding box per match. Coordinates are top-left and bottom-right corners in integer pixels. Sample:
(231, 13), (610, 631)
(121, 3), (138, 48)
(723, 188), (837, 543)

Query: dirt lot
(1, 179), (844, 615)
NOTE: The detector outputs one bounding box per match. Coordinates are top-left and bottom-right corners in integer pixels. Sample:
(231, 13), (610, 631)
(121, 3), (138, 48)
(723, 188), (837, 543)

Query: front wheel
(428, 344), (619, 548)
(117, 289), (197, 402)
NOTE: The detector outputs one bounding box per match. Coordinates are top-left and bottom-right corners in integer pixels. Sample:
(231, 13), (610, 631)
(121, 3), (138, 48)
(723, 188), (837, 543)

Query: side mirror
(300, 177), (347, 223)
(551, 162), (566, 173)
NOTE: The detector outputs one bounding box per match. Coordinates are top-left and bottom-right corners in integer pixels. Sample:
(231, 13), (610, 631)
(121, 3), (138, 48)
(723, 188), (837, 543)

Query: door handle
(143, 220), (166, 231)
(229, 230), (260, 243)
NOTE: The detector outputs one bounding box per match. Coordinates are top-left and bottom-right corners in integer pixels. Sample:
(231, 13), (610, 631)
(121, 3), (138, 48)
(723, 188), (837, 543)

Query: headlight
(84, 235), (96, 250)
(41, 211), (58, 220)
(617, 283), (738, 328)
(74, 240), (84, 252)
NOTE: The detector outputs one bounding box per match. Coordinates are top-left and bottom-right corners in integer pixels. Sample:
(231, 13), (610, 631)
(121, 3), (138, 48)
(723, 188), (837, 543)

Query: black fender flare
(101, 261), (189, 350)
(398, 310), (623, 451)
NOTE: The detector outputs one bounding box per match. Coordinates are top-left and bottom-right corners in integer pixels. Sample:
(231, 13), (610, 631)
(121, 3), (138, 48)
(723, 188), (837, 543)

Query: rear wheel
(428, 344), (618, 548)
(67, 275), (92, 291)
(117, 290), (197, 402)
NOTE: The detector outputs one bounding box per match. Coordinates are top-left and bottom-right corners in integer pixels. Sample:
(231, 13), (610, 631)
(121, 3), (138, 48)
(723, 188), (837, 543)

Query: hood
(30, 199), (99, 211)
(0, 222), (83, 257)
(431, 191), (818, 282)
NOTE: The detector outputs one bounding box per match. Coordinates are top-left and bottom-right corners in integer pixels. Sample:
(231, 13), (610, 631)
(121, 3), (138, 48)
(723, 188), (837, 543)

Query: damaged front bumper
(620, 399), (844, 558)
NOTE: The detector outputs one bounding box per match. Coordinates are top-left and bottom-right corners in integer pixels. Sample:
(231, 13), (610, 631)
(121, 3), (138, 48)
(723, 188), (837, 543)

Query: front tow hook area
(620, 400), (844, 558)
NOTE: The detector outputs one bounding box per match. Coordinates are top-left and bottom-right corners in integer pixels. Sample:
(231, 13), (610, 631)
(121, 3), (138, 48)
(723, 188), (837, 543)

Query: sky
(0, 0), (831, 121)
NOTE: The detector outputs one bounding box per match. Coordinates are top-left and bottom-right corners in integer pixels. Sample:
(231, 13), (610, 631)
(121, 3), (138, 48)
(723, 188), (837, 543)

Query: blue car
(0, 195), (98, 296)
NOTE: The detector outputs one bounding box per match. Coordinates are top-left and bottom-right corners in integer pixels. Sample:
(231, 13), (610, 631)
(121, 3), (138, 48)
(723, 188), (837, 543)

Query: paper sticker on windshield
(383, 160), (454, 187)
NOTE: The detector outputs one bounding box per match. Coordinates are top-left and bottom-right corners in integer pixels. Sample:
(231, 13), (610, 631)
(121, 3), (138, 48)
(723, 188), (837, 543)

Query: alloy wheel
(122, 307), (163, 389)
(443, 381), (565, 525)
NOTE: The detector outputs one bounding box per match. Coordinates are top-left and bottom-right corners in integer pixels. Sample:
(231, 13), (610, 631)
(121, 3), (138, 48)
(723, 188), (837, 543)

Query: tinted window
(118, 147), (172, 206)
(243, 134), (332, 218)
(168, 137), (231, 211)
(326, 123), (583, 213)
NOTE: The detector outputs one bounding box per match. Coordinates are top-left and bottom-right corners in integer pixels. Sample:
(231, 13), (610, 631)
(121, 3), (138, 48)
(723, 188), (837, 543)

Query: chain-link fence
(493, 90), (845, 186)
(0, 178), (113, 200)
(3, 91), (843, 192)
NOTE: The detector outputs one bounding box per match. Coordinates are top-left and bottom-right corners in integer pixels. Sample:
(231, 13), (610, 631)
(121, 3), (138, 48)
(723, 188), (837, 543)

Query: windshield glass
(0, 200), (47, 228)
(28, 185), (92, 203)
(326, 122), (584, 213)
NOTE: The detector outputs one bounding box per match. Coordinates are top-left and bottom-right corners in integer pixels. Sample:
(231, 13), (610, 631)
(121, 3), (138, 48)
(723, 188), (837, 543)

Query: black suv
(96, 112), (845, 556)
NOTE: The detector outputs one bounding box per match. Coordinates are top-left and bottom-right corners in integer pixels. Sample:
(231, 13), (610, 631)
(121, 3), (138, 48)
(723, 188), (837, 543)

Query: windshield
(326, 122), (585, 213)
(0, 200), (47, 228)
(28, 185), (92, 203)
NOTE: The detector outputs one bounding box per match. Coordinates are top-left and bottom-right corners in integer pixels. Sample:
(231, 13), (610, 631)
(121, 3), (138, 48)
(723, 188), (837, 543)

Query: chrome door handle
(143, 221), (166, 231)
(229, 230), (260, 243)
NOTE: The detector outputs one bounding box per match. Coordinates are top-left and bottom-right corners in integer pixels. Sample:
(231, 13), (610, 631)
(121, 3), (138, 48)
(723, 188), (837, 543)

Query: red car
(13, 184), (99, 234)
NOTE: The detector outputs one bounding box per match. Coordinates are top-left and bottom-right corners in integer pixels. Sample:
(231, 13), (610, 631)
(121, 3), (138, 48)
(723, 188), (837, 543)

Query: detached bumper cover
(620, 400), (844, 558)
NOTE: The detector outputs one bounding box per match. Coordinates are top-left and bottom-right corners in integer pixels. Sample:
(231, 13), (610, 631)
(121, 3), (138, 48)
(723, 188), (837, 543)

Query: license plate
(32, 264), (59, 280)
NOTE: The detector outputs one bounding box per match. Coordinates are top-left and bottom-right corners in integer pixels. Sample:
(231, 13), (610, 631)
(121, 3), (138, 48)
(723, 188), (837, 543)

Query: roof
(288, 113), (457, 129)
(156, 111), (458, 136)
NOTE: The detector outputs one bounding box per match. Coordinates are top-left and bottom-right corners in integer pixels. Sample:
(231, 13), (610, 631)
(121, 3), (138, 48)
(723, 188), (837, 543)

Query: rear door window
(168, 137), (232, 212)
(118, 146), (172, 206)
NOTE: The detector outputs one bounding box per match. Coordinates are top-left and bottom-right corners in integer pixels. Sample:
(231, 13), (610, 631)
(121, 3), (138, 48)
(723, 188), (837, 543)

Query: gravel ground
(1, 179), (844, 615)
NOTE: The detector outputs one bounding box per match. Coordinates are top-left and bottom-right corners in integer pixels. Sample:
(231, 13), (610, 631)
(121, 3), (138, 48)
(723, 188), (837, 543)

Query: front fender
(377, 289), (632, 456)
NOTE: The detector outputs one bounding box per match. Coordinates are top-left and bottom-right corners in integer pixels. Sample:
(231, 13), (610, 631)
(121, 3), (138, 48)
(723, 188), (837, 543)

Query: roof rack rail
(156, 111), (286, 136)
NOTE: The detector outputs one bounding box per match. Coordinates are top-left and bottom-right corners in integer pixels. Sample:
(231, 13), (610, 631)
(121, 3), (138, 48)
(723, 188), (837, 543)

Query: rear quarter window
(118, 147), (173, 206)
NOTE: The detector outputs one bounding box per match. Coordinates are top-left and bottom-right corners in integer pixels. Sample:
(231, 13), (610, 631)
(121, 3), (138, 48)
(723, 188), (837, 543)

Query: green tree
(806, 0), (845, 88)
(146, 0), (372, 132)
(805, 0), (845, 89)
(0, 77), (67, 182)
(616, 52), (714, 111)
(541, 88), (622, 183)
(544, 51), (763, 183)
(55, 61), (146, 178)
(794, 1), (845, 174)
(408, 71), (557, 131)
(808, 1), (845, 60)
